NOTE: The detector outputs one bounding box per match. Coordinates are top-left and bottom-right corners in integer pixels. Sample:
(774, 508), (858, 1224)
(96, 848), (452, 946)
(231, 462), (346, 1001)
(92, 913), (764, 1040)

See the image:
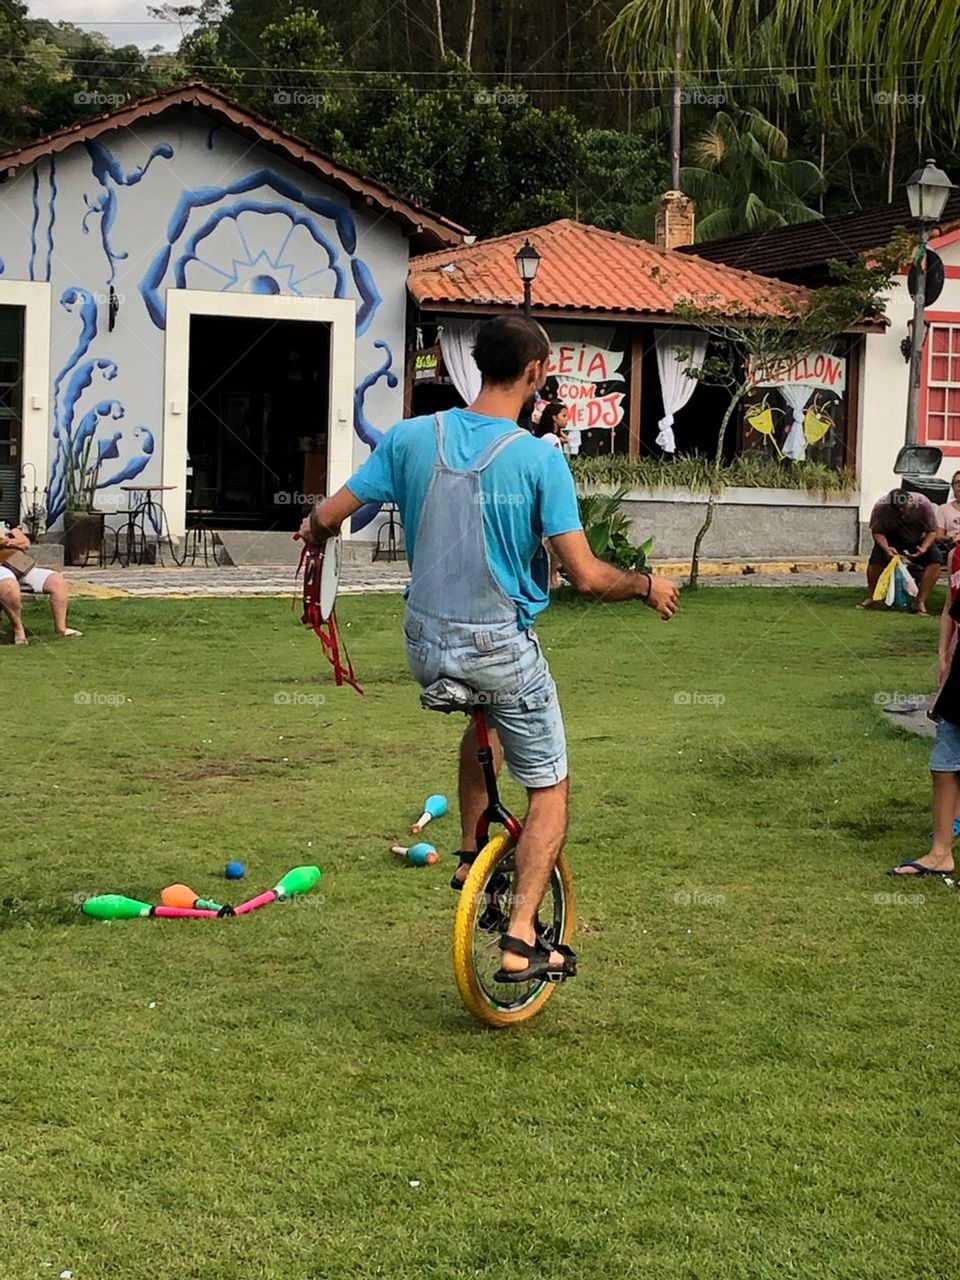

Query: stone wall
(594, 486), (861, 560)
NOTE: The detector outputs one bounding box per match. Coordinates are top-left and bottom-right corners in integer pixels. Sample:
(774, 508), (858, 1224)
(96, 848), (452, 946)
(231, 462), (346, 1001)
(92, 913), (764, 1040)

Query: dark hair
(472, 315), (550, 386)
(535, 401), (567, 437)
(542, 376), (559, 399)
(952, 471), (960, 485)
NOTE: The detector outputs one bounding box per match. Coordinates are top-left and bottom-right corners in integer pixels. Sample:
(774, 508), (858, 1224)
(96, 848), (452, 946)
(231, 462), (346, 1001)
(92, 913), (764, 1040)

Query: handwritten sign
(746, 351), (846, 395)
(413, 346), (441, 383)
(546, 341), (626, 430)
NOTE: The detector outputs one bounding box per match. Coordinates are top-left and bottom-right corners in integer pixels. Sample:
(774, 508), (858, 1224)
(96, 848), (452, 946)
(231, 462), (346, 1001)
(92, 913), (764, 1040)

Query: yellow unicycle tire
(452, 831), (576, 1028)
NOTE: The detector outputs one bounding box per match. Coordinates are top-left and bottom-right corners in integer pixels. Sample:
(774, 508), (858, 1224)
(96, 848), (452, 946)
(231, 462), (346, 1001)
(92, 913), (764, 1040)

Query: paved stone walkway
(60, 561), (872, 599)
(62, 561), (410, 598)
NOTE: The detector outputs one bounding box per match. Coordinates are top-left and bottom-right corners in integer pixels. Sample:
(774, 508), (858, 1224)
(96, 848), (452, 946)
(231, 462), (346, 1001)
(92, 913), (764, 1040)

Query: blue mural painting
(137, 166), (398, 528)
(82, 140), (174, 284)
(46, 157), (57, 283)
(25, 157), (57, 281)
(47, 287), (155, 522)
(29, 168), (40, 281)
(7, 126), (401, 529)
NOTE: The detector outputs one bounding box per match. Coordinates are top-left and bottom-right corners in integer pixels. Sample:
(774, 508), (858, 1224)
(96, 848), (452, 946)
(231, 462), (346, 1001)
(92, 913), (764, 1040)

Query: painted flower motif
(177, 211), (340, 298)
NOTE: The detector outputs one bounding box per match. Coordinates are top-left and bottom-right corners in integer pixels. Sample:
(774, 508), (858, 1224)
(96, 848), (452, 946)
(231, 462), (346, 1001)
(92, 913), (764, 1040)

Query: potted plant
(63, 437), (105, 567)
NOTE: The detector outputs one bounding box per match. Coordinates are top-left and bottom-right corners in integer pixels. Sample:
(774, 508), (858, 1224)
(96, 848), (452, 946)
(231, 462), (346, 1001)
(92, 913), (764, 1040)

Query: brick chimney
(655, 190), (696, 250)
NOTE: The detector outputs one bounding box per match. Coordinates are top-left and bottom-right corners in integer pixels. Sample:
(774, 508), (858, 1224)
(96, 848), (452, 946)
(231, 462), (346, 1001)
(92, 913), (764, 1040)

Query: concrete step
(32, 542), (64, 567)
(214, 530), (383, 567)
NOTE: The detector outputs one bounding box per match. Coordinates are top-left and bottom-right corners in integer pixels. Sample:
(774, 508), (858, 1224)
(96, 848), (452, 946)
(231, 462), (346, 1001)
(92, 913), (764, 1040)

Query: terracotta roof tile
(409, 219), (810, 319)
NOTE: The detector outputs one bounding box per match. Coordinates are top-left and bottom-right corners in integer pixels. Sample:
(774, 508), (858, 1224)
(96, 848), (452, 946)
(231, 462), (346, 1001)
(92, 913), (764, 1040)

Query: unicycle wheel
(452, 831), (576, 1028)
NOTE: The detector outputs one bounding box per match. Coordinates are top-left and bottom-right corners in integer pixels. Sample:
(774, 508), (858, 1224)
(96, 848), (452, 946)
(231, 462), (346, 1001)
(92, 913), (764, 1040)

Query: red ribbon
(296, 543), (364, 695)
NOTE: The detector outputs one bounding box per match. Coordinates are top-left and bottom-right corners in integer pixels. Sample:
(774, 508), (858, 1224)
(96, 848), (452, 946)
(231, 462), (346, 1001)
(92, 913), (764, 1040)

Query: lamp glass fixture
(906, 159), (955, 223)
(514, 240), (541, 282)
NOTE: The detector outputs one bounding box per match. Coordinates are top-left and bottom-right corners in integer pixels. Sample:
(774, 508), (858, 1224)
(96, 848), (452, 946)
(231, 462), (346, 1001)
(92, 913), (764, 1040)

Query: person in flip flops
(0, 523), (81, 644)
(890, 537), (960, 877)
(864, 489), (941, 615)
(300, 315), (679, 984)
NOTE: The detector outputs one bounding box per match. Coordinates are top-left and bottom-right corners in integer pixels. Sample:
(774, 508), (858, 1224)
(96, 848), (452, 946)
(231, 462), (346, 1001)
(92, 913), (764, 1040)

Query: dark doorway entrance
(187, 315), (330, 528)
(0, 306), (24, 524)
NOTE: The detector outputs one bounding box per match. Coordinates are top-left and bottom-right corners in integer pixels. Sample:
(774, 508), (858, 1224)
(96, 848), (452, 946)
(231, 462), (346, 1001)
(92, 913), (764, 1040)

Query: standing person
(534, 402), (572, 588)
(936, 471), (960, 546)
(889, 534), (960, 877)
(863, 489), (941, 614)
(0, 523), (81, 644)
(534, 401), (570, 450)
(299, 315), (679, 984)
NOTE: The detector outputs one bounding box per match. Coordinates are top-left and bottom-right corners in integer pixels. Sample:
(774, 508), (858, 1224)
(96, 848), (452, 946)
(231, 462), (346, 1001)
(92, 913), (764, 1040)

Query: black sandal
(450, 851), (477, 891)
(493, 934), (577, 985)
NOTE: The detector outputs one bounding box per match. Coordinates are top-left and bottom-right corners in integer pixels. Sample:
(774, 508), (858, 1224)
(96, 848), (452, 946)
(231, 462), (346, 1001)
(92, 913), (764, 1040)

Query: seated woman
(0, 523), (81, 644)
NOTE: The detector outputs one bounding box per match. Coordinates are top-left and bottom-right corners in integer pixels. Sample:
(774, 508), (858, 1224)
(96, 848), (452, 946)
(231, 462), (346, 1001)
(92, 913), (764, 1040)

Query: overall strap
(433, 412), (450, 467)
(472, 429), (528, 472)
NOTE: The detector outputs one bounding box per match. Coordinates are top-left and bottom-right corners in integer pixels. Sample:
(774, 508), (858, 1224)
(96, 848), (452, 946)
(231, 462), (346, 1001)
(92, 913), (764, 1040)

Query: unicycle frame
(472, 707), (523, 848)
(452, 707), (575, 1027)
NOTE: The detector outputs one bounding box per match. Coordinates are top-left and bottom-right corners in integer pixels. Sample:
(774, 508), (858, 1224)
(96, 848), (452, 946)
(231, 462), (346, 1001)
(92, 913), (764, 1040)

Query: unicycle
(451, 706), (576, 1028)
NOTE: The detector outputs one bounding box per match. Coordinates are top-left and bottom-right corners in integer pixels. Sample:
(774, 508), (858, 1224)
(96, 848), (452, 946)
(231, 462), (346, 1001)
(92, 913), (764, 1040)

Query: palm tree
(609, 0), (957, 121)
(682, 109), (824, 240)
(606, 0), (952, 203)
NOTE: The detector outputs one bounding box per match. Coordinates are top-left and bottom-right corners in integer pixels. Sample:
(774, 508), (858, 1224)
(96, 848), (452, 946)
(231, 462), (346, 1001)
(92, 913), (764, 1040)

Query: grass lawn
(3, 585), (958, 1279)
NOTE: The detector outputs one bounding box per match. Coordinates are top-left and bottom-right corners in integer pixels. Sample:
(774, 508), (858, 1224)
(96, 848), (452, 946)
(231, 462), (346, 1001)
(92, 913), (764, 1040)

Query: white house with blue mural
(0, 82), (464, 544)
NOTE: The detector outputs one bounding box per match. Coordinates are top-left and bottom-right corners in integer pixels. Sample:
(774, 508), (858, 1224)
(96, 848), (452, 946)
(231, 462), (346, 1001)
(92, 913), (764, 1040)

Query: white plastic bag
(897, 560), (919, 598)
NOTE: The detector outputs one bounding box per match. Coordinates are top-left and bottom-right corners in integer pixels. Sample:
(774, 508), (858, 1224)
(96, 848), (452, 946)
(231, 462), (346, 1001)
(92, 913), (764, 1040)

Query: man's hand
(549, 530), (679, 619)
(644, 574), (679, 620)
(0, 526), (29, 551)
(295, 487), (365, 546)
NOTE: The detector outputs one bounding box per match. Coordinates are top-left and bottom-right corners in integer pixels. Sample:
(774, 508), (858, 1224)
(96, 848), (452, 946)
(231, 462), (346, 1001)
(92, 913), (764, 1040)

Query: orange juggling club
(161, 883), (234, 916)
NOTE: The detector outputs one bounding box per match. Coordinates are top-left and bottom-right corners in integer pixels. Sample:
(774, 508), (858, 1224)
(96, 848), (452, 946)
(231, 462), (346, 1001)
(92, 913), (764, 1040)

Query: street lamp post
(904, 159), (955, 445)
(514, 239), (541, 317)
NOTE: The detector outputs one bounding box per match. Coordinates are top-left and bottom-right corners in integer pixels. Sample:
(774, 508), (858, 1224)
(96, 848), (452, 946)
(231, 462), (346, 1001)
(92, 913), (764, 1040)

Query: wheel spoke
(471, 856), (567, 1012)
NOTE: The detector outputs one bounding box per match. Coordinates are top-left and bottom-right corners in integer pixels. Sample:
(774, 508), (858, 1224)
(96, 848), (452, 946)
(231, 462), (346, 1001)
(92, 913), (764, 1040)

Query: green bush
(570, 453), (857, 497)
(577, 486), (653, 572)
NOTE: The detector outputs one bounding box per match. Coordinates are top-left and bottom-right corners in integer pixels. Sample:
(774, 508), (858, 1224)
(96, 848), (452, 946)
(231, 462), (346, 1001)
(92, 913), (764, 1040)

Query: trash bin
(894, 444), (950, 505)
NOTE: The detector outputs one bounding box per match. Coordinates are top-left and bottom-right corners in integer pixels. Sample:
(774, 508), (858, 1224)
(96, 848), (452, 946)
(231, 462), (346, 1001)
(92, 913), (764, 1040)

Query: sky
(27, 1), (185, 50)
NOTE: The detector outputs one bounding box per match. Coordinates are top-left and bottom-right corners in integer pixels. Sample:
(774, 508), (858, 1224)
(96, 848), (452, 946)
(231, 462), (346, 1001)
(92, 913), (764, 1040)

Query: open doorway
(187, 315), (330, 528)
(0, 305), (24, 525)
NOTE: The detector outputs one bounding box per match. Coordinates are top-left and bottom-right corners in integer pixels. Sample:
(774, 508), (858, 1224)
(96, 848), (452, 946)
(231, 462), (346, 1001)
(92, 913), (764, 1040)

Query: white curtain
(779, 383), (812, 462)
(439, 320), (482, 405)
(655, 329), (708, 454)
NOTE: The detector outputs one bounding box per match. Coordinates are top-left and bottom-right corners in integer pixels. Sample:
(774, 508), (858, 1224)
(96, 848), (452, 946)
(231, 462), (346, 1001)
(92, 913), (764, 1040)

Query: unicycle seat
(420, 677), (480, 714)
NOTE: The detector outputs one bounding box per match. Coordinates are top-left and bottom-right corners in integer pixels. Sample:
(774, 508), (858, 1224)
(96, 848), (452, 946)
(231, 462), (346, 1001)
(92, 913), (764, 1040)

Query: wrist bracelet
(639, 572), (652, 602)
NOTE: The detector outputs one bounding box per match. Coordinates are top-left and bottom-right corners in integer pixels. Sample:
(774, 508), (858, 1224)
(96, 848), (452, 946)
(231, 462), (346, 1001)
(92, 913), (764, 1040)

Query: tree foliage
(674, 234), (910, 586)
(4, 1), (960, 240)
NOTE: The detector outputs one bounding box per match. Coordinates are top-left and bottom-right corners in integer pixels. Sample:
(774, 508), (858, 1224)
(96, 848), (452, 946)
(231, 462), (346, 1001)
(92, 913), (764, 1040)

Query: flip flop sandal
(493, 933), (577, 985)
(887, 859), (954, 877)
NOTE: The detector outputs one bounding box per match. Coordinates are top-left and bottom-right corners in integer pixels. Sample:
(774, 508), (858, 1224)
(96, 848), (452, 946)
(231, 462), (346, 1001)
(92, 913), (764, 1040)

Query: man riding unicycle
(301, 316), (678, 996)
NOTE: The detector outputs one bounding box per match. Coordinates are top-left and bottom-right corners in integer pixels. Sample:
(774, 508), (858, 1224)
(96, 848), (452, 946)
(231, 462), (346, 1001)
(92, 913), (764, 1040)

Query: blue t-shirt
(347, 409), (582, 628)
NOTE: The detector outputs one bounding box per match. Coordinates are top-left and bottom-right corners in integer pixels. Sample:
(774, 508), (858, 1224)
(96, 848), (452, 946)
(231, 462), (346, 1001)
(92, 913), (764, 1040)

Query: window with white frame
(926, 322), (960, 445)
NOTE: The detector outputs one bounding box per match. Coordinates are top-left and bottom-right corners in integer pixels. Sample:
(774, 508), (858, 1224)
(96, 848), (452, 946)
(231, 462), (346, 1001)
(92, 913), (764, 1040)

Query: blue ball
(225, 861), (245, 880)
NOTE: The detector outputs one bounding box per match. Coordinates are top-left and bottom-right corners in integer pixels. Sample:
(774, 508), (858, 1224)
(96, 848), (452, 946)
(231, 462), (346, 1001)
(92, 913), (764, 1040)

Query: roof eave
(0, 83), (466, 252)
